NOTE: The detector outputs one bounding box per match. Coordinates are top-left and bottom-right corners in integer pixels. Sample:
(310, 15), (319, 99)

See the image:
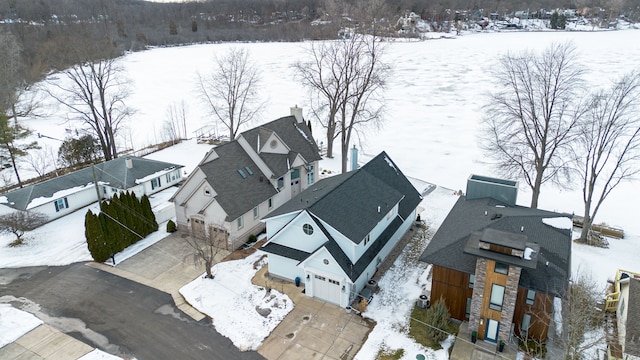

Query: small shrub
(166, 220), (177, 233)
(248, 234), (258, 243)
(376, 348), (404, 360)
(424, 297), (451, 344)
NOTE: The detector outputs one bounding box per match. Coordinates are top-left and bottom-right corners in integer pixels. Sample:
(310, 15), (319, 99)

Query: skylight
(238, 169), (247, 179)
(244, 166), (254, 175)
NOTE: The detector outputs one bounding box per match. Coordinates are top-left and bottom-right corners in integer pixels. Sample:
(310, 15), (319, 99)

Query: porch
(450, 321), (518, 360)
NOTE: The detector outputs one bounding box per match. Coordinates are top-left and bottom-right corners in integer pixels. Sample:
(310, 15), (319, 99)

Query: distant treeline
(0, 0), (637, 83)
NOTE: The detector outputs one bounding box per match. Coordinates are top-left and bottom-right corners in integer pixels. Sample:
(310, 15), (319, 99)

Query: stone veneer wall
(498, 265), (522, 342)
(468, 258), (487, 332)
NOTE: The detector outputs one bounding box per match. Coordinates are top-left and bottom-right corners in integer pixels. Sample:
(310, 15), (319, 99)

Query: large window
(489, 284), (505, 311)
(495, 262), (509, 275)
(468, 274), (475, 289)
(526, 289), (536, 305)
(291, 168), (300, 180)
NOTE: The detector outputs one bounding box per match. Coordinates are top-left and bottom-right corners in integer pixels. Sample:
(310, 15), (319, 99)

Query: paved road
(0, 264), (263, 360)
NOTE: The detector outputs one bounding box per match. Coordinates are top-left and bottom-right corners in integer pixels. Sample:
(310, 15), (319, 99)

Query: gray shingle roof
(262, 152), (421, 281)
(0, 157), (182, 211)
(241, 115), (321, 177)
(420, 196), (572, 296)
(265, 151), (422, 243)
(198, 141), (277, 221)
(627, 278), (640, 356)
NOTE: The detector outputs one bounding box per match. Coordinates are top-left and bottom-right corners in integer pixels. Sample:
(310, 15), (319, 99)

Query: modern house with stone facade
(420, 175), (572, 346)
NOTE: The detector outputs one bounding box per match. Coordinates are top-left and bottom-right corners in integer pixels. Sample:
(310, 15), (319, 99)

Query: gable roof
(0, 157), (182, 211)
(198, 141), (277, 221)
(240, 115), (321, 178)
(265, 151), (422, 243)
(420, 196), (572, 296)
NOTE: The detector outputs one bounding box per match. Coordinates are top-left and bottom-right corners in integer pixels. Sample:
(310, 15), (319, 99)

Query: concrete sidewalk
(0, 324), (95, 360)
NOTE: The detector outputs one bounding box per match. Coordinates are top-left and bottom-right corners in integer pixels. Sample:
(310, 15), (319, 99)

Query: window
(244, 166), (254, 176)
(328, 279), (339, 285)
(307, 165), (314, 185)
(151, 177), (161, 190)
(277, 177), (284, 190)
(54, 198), (69, 212)
(237, 216), (243, 229)
(495, 262), (509, 275)
(268, 198), (273, 209)
(291, 168), (300, 180)
(237, 169), (247, 179)
(526, 289), (536, 305)
(363, 234), (370, 246)
(521, 313), (531, 332)
(253, 207), (259, 219)
(165, 170), (178, 183)
(489, 284), (505, 311)
(468, 274), (475, 289)
(465, 298), (472, 318)
(303, 223), (314, 235)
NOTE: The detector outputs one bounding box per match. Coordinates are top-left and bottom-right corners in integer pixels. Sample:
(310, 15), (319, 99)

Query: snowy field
(2, 30), (640, 358)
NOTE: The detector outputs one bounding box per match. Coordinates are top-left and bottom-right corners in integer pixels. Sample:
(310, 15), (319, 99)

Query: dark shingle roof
(627, 278), (640, 356)
(0, 157), (182, 211)
(265, 151), (422, 243)
(241, 116), (321, 177)
(260, 242), (311, 262)
(198, 141), (277, 221)
(420, 196), (572, 296)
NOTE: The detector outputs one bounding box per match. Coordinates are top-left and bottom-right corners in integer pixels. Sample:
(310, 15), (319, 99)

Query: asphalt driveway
(0, 264), (262, 360)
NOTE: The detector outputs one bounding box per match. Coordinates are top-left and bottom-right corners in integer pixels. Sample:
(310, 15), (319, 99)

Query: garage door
(312, 274), (341, 305)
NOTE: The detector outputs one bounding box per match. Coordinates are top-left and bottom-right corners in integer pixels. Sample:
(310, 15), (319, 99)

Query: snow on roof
(26, 182), (97, 210)
(384, 155), (399, 175)
(0, 196), (8, 204)
(524, 247), (535, 260)
(542, 216), (573, 230)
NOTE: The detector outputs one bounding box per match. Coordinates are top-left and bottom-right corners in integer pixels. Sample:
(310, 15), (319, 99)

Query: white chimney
(290, 105), (304, 123)
(126, 158), (133, 169)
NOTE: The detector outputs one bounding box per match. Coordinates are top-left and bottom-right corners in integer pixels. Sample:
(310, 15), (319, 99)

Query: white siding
(30, 187), (98, 221)
(265, 212), (298, 239)
(353, 203), (399, 261)
(268, 212), (327, 253)
(266, 254), (304, 282)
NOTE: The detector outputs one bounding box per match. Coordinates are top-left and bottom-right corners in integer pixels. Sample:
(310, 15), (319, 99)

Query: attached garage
(312, 274), (341, 305)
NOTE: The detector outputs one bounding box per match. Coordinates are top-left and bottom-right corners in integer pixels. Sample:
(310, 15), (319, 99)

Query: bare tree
(196, 48), (263, 141)
(294, 34), (390, 172)
(0, 211), (48, 247)
(481, 42), (586, 208)
(563, 271), (606, 360)
(162, 100), (188, 143)
(574, 72), (640, 243)
(184, 225), (227, 279)
(46, 57), (132, 161)
(23, 144), (55, 179)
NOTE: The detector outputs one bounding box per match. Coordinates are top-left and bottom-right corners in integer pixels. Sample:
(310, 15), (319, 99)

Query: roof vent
(377, 206), (381, 213)
(520, 226), (524, 232)
(126, 158), (133, 169)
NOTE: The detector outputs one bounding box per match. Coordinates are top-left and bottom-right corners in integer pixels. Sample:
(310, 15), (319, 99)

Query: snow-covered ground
(2, 30), (640, 358)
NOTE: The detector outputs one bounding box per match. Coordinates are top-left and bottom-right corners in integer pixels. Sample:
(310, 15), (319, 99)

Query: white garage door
(312, 274), (341, 305)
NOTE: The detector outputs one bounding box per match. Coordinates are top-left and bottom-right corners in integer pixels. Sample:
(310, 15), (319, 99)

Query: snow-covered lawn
(0, 303), (42, 347)
(179, 251), (294, 351)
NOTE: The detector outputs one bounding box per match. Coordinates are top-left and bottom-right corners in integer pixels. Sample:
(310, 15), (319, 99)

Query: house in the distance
(259, 151), (422, 307)
(171, 107), (322, 250)
(605, 269), (640, 360)
(420, 175), (572, 347)
(0, 157), (183, 222)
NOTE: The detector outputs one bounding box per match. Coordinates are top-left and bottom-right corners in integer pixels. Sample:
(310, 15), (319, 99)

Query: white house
(171, 107), (322, 250)
(259, 151), (422, 307)
(606, 269), (640, 360)
(0, 157), (183, 222)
